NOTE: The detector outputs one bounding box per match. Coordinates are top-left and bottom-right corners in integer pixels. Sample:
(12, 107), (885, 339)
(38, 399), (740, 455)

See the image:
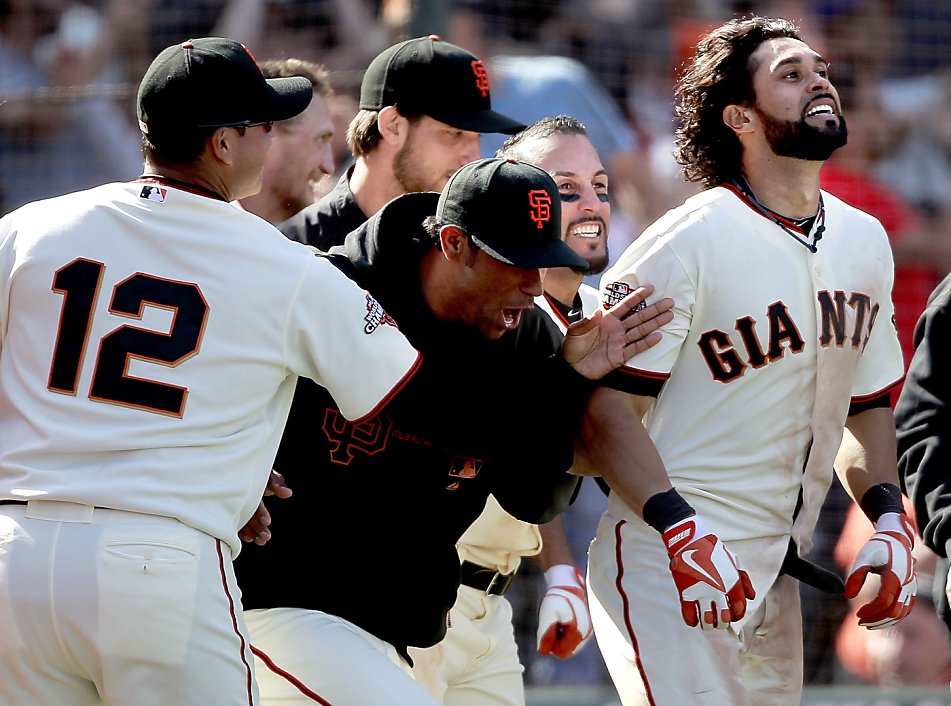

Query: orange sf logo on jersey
(528, 190), (552, 229)
(471, 60), (490, 98)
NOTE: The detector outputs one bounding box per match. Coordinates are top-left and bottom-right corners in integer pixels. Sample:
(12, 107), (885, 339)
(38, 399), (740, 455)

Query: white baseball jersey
(587, 186), (903, 705)
(0, 181), (419, 555)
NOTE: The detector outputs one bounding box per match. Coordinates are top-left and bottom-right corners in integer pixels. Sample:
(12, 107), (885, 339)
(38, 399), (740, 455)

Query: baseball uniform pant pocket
(98, 524), (201, 663)
(0, 508), (257, 706)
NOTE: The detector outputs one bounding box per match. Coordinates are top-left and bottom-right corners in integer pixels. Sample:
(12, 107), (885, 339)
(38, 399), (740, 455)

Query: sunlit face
(262, 93), (335, 217)
(526, 133), (610, 275)
(393, 115), (481, 193)
(448, 235), (544, 339)
(748, 37), (848, 160)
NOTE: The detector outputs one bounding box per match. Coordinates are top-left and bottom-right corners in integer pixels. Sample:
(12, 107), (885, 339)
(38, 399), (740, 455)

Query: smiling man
(585, 16), (916, 706)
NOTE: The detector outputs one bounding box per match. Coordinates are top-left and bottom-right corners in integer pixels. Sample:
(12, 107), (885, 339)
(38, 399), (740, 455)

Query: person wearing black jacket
(234, 159), (748, 705)
(897, 273), (951, 634)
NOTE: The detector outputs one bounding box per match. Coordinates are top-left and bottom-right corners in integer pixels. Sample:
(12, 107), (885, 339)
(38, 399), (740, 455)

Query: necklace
(726, 176), (825, 253)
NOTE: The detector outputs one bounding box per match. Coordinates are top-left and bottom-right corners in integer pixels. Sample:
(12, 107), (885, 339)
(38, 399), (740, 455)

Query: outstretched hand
(239, 470), (293, 546)
(562, 284), (674, 380)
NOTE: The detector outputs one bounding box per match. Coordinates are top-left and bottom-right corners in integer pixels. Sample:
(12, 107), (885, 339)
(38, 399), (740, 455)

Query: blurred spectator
(214, 0), (390, 72)
(0, 0), (141, 215)
(819, 75), (949, 381)
(446, 0), (560, 60)
(238, 59), (335, 224)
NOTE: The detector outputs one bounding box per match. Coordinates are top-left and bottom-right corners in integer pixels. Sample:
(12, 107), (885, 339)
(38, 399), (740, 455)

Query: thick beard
(392, 130), (434, 194)
(755, 106), (848, 161)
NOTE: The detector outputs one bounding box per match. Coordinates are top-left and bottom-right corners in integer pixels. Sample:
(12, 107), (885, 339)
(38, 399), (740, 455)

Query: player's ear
(209, 127), (236, 165)
(439, 225), (467, 260)
(378, 106), (407, 147)
(723, 104), (753, 135)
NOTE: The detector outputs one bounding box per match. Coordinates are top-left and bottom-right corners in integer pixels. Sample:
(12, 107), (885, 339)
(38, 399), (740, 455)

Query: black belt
(460, 560), (515, 596)
(0, 500), (27, 506)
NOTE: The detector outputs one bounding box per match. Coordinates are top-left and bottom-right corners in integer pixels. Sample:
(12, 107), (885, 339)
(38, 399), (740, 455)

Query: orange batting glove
(662, 515), (755, 631)
(844, 512), (917, 629)
(536, 565), (593, 659)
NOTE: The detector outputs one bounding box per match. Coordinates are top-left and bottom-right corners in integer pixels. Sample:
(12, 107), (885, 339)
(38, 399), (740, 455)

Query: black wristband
(859, 483), (904, 523)
(642, 488), (695, 533)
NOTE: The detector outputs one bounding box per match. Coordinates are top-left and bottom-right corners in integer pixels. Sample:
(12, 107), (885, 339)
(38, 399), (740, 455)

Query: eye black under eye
(597, 194), (610, 203)
(560, 193), (581, 203)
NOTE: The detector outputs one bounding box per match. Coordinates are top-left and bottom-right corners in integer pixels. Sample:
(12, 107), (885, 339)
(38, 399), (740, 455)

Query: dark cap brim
(425, 107), (526, 135)
(469, 234), (588, 269)
(263, 76), (314, 122)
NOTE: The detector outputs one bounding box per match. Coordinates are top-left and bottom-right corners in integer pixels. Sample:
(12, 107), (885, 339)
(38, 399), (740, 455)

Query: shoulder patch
(363, 293), (398, 333)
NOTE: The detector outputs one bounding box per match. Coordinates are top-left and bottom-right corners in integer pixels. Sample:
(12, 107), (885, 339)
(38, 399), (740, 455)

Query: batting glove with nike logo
(536, 564), (593, 659)
(662, 515), (755, 631)
(844, 512), (917, 630)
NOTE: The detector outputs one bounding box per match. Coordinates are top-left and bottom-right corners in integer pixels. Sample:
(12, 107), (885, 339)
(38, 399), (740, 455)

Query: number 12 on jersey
(48, 257), (208, 417)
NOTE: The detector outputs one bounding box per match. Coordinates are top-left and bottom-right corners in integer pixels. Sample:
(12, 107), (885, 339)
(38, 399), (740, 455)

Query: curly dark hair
(674, 16), (801, 188)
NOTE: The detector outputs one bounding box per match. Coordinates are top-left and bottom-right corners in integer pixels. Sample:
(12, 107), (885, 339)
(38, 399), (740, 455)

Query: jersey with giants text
(600, 186), (903, 578)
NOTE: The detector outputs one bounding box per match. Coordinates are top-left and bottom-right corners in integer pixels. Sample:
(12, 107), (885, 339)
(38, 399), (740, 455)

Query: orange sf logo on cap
(528, 190), (552, 229)
(471, 60), (490, 98)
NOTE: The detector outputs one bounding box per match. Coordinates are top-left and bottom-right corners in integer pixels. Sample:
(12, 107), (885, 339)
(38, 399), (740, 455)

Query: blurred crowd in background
(4, 0), (951, 695)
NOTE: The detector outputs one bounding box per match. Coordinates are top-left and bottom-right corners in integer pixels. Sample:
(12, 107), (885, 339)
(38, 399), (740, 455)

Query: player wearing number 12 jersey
(0, 38), (422, 706)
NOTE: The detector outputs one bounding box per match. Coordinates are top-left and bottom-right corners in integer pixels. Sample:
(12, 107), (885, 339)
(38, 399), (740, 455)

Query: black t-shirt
(235, 193), (589, 658)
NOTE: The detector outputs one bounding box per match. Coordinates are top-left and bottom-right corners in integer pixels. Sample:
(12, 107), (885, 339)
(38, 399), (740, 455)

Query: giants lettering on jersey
(699, 290), (878, 383)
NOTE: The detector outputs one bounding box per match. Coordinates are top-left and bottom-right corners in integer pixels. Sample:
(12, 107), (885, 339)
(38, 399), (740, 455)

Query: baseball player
(238, 58), (336, 225)
(897, 273), (951, 636)
(232, 158), (738, 706)
(279, 39), (610, 705)
(280, 34), (525, 251)
(587, 17), (917, 706)
(407, 116), (618, 705)
(0, 37), (432, 705)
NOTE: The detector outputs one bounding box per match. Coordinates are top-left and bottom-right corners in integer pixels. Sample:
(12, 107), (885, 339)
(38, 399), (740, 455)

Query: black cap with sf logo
(359, 35), (525, 135)
(437, 159), (587, 269)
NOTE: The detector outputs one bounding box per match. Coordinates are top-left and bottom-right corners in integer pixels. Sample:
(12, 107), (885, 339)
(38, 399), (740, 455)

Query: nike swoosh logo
(682, 549), (723, 589)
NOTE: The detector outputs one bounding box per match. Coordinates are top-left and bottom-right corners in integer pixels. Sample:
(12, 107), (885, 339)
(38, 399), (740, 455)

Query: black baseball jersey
(235, 193), (588, 659)
(897, 272), (951, 558)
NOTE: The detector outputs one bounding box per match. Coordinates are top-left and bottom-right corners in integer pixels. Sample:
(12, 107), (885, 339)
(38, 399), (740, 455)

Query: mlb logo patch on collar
(140, 185), (167, 203)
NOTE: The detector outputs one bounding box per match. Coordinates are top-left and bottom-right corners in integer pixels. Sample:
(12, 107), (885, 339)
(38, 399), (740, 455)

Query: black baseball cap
(137, 37), (313, 142)
(359, 35), (524, 135)
(437, 159), (587, 269)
